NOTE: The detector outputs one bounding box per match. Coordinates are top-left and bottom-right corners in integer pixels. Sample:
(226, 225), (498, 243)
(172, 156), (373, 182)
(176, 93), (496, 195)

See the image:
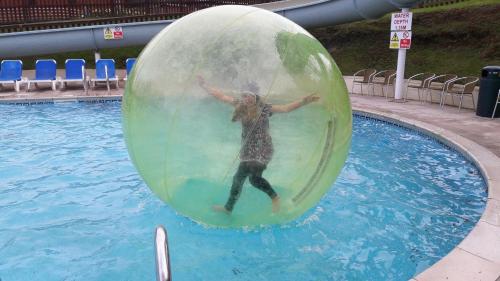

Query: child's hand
(197, 75), (206, 87)
(302, 94), (320, 104)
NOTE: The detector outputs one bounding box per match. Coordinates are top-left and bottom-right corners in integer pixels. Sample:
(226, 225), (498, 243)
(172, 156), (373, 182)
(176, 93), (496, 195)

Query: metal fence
(0, 0), (272, 25)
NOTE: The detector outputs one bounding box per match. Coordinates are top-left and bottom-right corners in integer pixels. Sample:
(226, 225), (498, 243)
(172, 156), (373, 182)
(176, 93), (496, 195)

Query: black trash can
(476, 66), (500, 118)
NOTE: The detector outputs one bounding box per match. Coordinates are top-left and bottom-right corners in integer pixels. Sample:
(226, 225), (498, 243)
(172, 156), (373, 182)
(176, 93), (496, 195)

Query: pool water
(0, 102), (486, 280)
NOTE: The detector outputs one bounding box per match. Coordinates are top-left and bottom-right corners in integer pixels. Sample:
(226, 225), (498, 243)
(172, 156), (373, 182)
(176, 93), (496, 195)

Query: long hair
(232, 92), (263, 122)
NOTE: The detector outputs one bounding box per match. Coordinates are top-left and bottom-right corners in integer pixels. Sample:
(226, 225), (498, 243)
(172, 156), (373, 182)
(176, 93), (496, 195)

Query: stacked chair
(404, 72), (480, 111)
(440, 76), (479, 111)
(405, 73), (435, 102)
(352, 67), (482, 113)
(351, 68), (377, 95)
(425, 74), (458, 104)
(370, 69), (396, 99)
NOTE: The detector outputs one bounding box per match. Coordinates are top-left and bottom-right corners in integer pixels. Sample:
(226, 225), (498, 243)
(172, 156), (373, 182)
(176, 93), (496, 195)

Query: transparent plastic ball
(123, 5), (352, 227)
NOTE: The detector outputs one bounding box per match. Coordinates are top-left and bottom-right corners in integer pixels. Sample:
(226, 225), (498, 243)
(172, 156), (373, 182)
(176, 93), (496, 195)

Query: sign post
(390, 8), (412, 101)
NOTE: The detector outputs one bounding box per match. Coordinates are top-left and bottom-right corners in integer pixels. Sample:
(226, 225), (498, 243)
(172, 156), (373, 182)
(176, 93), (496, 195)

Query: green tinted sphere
(123, 5), (352, 227)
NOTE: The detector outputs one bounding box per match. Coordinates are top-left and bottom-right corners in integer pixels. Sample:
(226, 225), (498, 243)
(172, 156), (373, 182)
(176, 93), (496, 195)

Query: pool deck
(0, 78), (499, 280)
(350, 95), (500, 158)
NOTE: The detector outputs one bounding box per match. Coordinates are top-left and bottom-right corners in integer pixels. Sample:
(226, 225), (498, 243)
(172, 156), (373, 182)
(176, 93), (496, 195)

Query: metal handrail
(155, 225), (172, 281)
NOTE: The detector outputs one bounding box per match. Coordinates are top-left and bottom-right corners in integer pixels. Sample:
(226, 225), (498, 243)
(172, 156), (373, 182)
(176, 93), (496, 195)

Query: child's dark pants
(224, 161), (277, 212)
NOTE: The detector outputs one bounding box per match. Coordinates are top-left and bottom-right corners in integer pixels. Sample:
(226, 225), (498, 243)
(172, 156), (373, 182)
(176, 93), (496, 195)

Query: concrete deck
(351, 95), (500, 157)
(0, 77), (499, 280)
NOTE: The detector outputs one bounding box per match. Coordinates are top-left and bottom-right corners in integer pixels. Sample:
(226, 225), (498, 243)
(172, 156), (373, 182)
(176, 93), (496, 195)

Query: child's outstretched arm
(271, 94), (320, 113)
(197, 75), (235, 105)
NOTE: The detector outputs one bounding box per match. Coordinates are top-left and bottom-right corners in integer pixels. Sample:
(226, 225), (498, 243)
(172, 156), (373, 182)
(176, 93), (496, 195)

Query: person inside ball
(197, 75), (319, 214)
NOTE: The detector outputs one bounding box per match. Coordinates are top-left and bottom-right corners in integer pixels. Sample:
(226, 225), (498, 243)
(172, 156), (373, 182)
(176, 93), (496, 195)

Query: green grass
(332, 45), (497, 77)
(311, 3), (500, 76)
(414, 0), (500, 13)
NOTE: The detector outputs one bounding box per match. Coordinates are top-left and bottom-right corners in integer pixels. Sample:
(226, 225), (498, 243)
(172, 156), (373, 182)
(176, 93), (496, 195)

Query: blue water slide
(0, 0), (420, 57)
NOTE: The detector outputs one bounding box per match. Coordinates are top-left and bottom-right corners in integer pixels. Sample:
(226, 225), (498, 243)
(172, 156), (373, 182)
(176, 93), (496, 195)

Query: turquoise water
(0, 102), (486, 280)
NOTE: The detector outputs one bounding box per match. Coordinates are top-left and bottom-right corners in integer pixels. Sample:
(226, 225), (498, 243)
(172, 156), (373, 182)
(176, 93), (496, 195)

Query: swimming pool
(0, 102), (486, 280)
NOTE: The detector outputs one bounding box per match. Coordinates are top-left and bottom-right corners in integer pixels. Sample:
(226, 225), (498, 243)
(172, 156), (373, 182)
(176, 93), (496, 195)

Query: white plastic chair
(492, 89), (500, 119)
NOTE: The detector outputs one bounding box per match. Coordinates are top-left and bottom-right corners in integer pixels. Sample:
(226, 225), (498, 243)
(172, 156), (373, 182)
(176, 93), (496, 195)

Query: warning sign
(391, 12), (413, 31)
(400, 39), (411, 49)
(390, 11), (413, 50)
(389, 31), (412, 49)
(104, 27), (123, 40)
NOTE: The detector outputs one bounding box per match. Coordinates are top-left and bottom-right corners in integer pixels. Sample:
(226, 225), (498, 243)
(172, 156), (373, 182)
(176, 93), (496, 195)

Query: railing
(155, 225), (171, 281)
(0, 0), (274, 25)
(0, 14), (183, 33)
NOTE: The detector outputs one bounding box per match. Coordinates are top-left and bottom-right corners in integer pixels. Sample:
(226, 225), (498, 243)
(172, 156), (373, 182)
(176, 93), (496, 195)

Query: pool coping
(0, 95), (122, 104)
(353, 107), (500, 281)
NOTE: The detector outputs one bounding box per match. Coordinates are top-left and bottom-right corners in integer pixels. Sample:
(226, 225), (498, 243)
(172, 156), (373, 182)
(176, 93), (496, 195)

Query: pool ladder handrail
(155, 225), (172, 281)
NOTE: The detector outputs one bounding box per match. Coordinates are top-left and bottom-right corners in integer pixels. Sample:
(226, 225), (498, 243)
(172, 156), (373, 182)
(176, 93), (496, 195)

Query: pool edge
(353, 108), (500, 281)
(0, 95), (122, 104)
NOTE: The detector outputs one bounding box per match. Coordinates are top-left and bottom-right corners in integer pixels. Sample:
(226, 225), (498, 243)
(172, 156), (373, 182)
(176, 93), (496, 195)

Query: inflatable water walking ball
(122, 5), (352, 227)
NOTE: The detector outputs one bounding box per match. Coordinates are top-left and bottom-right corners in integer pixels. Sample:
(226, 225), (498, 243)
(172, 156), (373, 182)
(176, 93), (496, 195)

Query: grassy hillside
(415, 0), (500, 13)
(310, 3), (500, 76)
(11, 1), (500, 78)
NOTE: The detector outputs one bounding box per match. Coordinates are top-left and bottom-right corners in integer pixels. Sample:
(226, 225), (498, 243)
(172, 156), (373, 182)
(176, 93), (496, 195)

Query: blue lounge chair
(123, 58), (136, 81)
(27, 59), (58, 91)
(0, 60), (23, 92)
(60, 59), (87, 91)
(90, 59), (119, 92)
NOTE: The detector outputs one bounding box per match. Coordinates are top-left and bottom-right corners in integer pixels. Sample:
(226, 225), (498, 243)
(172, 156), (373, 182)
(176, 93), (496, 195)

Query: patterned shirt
(239, 103), (274, 165)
